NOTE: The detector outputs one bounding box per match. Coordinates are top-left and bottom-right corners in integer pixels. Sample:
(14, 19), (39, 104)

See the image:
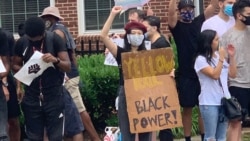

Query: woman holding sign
(194, 29), (236, 141)
(100, 6), (151, 141)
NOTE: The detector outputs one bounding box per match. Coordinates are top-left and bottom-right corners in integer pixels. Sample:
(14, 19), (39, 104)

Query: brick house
(0, 0), (211, 50)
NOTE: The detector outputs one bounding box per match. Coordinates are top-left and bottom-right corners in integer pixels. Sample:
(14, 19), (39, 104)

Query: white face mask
(127, 34), (144, 47)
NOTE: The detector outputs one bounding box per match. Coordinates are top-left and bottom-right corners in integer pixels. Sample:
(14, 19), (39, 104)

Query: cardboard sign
(121, 48), (182, 133)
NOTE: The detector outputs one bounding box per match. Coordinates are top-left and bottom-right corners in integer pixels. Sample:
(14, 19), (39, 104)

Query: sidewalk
(173, 127), (250, 141)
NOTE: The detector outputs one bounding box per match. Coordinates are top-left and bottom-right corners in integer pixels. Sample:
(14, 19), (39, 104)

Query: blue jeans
(0, 87), (8, 140)
(199, 105), (228, 141)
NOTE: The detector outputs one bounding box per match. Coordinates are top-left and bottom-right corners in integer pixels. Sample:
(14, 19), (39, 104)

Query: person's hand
(104, 48), (110, 56)
(42, 53), (57, 63)
(218, 46), (226, 61)
(16, 86), (24, 104)
(169, 69), (175, 78)
(111, 6), (122, 16)
(227, 44), (235, 58)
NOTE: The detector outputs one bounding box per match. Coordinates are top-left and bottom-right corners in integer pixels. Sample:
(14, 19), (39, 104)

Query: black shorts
(7, 74), (21, 119)
(64, 89), (84, 137)
(176, 76), (200, 107)
(21, 87), (65, 140)
(229, 86), (250, 119)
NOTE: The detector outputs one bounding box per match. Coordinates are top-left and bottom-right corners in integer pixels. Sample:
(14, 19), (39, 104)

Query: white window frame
(77, 0), (124, 35)
(10, 0), (55, 39)
(194, 0), (200, 17)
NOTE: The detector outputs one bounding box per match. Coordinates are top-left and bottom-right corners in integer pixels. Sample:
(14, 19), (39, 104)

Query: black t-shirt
(1, 29), (17, 91)
(115, 47), (127, 85)
(151, 35), (170, 49)
(169, 14), (205, 78)
(15, 32), (67, 95)
(0, 29), (10, 56)
(5, 30), (15, 57)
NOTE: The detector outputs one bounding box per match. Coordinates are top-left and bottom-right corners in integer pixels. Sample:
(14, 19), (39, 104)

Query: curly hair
(24, 17), (45, 37)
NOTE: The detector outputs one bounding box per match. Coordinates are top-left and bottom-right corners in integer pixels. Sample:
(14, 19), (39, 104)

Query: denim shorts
(199, 105), (228, 141)
(64, 88), (84, 137)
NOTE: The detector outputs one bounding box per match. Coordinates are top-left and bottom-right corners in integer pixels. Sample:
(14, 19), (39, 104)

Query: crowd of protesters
(1, 0), (250, 141)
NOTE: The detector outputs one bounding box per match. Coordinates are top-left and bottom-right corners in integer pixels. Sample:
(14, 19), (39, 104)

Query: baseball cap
(178, 0), (195, 10)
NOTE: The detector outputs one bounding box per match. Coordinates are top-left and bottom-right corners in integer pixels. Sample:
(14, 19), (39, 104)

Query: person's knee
(80, 111), (91, 120)
(229, 121), (241, 129)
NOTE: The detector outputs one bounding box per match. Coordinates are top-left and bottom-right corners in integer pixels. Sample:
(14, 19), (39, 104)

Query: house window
(0, 0), (50, 33)
(78, 0), (129, 34)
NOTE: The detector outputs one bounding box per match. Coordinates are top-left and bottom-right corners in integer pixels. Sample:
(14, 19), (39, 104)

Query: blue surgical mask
(224, 4), (233, 17)
(127, 34), (144, 47)
(180, 11), (195, 22)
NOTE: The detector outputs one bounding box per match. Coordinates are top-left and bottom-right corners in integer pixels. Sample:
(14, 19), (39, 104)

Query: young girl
(194, 29), (236, 141)
(100, 6), (151, 141)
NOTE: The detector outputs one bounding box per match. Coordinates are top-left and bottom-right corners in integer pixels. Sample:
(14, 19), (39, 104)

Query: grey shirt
(221, 27), (250, 88)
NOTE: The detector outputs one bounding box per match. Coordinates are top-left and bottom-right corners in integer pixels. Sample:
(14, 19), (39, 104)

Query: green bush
(170, 36), (179, 69)
(171, 107), (200, 138)
(77, 54), (119, 131)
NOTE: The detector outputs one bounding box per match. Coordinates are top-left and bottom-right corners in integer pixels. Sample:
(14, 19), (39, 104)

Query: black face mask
(241, 14), (250, 25)
(29, 38), (44, 48)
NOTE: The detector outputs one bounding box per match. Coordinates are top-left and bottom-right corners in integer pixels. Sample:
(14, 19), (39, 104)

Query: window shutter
(0, 0), (50, 33)
(84, 0), (128, 31)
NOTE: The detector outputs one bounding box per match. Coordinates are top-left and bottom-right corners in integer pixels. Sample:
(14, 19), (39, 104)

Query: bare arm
(228, 55), (237, 78)
(12, 56), (24, 102)
(42, 51), (71, 72)
(54, 29), (78, 67)
(12, 56), (23, 73)
(204, 0), (218, 19)
(200, 48), (225, 80)
(168, 0), (178, 28)
(200, 60), (223, 80)
(227, 45), (237, 78)
(100, 6), (122, 58)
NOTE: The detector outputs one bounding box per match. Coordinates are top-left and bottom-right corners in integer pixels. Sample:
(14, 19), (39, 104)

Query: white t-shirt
(201, 15), (235, 37)
(194, 53), (231, 105)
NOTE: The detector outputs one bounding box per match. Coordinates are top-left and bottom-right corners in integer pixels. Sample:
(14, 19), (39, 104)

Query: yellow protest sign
(121, 48), (182, 133)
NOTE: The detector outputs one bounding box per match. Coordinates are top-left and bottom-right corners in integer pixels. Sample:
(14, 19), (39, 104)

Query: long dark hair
(196, 29), (217, 64)
(124, 29), (146, 51)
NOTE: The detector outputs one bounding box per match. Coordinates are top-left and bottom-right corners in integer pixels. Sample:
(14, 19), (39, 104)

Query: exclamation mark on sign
(171, 110), (177, 124)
